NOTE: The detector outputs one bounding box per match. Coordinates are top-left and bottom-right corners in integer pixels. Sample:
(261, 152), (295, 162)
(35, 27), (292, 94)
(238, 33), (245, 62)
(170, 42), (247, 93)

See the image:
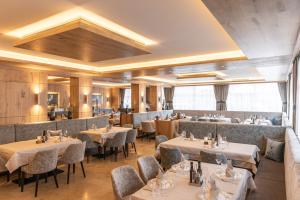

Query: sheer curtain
(227, 83), (282, 112)
(173, 86), (216, 110)
(123, 88), (131, 108)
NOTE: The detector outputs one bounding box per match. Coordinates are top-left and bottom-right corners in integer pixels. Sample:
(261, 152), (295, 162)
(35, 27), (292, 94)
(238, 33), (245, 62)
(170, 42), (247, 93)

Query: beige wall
(0, 68), (48, 125)
(48, 83), (70, 108)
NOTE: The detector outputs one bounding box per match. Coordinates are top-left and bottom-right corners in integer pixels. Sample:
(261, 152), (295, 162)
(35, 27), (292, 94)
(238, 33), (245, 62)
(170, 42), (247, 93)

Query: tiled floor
(0, 139), (286, 200)
(0, 139), (156, 200)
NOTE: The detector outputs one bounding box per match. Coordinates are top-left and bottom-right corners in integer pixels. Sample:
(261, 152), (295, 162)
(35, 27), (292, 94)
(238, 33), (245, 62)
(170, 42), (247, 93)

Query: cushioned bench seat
(0, 125), (15, 144)
(15, 121), (56, 141)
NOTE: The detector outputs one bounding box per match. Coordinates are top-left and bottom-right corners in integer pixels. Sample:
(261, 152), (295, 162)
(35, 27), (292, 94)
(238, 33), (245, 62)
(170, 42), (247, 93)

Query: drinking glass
(181, 131), (186, 138)
(64, 130), (68, 137)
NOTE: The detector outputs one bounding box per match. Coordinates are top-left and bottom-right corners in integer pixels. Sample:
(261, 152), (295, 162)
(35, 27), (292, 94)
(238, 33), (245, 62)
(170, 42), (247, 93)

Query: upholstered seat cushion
(15, 121), (56, 141)
(265, 138), (284, 162)
(0, 125), (15, 144)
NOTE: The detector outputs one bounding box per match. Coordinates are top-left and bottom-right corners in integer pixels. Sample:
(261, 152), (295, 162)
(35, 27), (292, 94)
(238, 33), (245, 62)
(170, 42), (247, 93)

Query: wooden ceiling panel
(15, 20), (150, 62)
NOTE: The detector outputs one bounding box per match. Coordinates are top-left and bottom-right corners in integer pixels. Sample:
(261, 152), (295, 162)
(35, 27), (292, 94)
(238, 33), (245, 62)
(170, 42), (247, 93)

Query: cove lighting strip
(92, 82), (131, 87)
(0, 49), (245, 73)
(6, 7), (156, 46)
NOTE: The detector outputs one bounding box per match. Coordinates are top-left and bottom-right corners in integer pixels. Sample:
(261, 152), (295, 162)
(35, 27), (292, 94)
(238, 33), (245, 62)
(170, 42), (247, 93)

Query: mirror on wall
(92, 93), (103, 116)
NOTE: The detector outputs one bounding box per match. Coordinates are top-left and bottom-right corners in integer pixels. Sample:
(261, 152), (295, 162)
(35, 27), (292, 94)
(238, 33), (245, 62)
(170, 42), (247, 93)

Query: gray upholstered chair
(199, 151), (227, 164)
(103, 132), (127, 161)
(141, 121), (156, 140)
(125, 129), (137, 157)
(77, 134), (100, 162)
(0, 164), (9, 182)
(160, 147), (182, 170)
(155, 135), (168, 148)
(231, 118), (241, 123)
(111, 165), (145, 200)
(137, 156), (164, 184)
(20, 149), (59, 197)
(59, 142), (86, 184)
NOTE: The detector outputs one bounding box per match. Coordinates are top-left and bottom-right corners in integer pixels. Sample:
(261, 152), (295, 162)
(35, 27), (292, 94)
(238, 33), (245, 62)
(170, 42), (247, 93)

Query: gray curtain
(164, 87), (175, 110)
(278, 82), (287, 113)
(119, 88), (126, 109)
(214, 84), (229, 111)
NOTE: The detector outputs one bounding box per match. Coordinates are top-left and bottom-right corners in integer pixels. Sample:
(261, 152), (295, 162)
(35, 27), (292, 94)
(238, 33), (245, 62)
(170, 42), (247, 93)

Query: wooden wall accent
(149, 86), (158, 111)
(0, 68), (48, 125)
(48, 83), (70, 108)
(131, 83), (140, 113)
(110, 88), (120, 111)
(70, 77), (93, 118)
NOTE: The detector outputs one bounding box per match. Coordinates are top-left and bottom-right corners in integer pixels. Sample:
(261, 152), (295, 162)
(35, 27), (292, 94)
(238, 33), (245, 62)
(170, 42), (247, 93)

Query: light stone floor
(0, 139), (155, 200)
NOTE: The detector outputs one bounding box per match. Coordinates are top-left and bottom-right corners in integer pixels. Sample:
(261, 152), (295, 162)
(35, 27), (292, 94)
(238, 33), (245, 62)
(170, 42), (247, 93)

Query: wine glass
(64, 130), (68, 138)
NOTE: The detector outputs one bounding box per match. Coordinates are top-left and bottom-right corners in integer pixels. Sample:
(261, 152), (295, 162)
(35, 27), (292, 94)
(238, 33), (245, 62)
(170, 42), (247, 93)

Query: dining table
(159, 137), (260, 174)
(80, 126), (132, 145)
(0, 136), (81, 173)
(132, 162), (256, 200)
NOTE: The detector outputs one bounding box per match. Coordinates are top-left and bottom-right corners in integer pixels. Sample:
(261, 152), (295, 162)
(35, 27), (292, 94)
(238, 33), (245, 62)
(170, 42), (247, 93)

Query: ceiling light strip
(98, 50), (245, 72)
(0, 49), (245, 73)
(0, 49), (99, 72)
(6, 8), (156, 46)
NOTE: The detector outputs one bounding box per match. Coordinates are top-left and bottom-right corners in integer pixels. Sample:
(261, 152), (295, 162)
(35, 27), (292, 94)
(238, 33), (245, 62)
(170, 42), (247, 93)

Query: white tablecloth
(80, 127), (132, 144)
(0, 137), (81, 173)
(132, 162), (256, 200)
(159, 137), (260, 174)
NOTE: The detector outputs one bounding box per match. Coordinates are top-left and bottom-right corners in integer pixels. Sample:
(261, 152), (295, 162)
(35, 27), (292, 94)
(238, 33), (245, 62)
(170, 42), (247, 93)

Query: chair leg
(97, 146), (102, 159)
(114, 147), (118, 161)
(18, 168), (21, 187)
(132, 142), (137, 153)
(80, 161), (86, 178)
(103, 146), (106, 160)
(21, 172), (24, 192)
(122, 146), (127, 158)
(44, 173), (47, 183)
(67, 164), (70, 184)
(6, 172), (10, 182)
(73, 164), (76, 174)
(53, 169), (59, 188)
(35, 174), (40, 197)
(125, 143), (129, 157)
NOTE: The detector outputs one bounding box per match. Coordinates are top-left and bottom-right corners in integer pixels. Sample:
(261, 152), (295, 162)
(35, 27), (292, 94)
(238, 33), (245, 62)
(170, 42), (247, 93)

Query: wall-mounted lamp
(106, 96), (110, 102)
(34, 93), (40, 105)
(158, 96), (161, 102)
(141, 96), (144, 102)
(83, 95), (88, 104)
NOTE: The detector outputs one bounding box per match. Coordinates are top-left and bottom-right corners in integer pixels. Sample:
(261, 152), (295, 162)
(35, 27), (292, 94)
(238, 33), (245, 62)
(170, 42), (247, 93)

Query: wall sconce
(158, 96), (161, 102)
(34, 93), (40, 105)
(141, 96), (144, 102)
(106, 96), (110, 102)
(83, 95), (88, 104)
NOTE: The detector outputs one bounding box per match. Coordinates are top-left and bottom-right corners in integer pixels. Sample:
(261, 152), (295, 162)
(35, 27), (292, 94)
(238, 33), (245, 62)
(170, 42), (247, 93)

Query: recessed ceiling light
(6, 7), (157, 46)
(47, 75), (64, 80)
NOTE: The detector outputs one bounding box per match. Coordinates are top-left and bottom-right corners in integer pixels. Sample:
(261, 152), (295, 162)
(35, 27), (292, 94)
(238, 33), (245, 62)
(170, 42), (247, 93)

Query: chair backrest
(111, 165), (145, 200)
(141, 121), (155, 133)
(125, 129), (137, 143)
(26, 149), (59, 174)
(160, 147), (182, 170)
(77, 134), (98, 149)
(47, 129), (62, 136)
(155, 135), (168, 148)
(106, 132), (127, 147)
(199, 151), (227, 164)
(137, 156), (163, 184)
(61, 142), (86, 164)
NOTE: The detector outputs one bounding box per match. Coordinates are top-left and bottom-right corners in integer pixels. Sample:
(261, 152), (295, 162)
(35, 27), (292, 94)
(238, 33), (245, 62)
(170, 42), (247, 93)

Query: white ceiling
(0, 0), (298, 84)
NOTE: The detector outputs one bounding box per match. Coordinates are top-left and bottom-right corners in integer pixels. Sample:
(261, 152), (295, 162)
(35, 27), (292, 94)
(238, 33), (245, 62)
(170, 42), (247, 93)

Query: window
(227, 83), (282, 112)
(173, 86), (216, 110)
(123, 88), (131, 108)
